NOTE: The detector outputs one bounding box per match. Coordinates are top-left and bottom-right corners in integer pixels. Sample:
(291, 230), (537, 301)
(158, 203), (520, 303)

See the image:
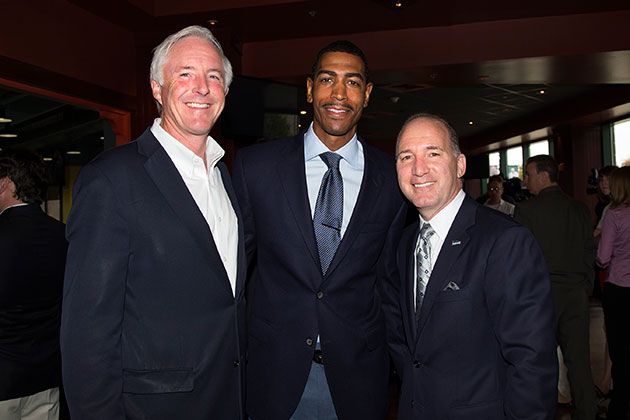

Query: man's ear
(363, 82), (374, 108)
(0, 177), (9, 194)
(306, 78), (313, 103)
(456, 154), (467, 179)
(150, 80), (163, 106)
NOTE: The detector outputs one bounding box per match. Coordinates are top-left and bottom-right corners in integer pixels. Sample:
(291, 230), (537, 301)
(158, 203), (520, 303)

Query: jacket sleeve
(379, 205), (412, 378)
(61, 162), (129, 419)
(484, 225), (558, 420)
(596, 210), (615, 268)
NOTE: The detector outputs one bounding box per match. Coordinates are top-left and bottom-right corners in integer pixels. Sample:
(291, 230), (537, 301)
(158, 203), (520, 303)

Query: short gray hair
(396, 113), (461, 157)
(150, 25), (233, 92)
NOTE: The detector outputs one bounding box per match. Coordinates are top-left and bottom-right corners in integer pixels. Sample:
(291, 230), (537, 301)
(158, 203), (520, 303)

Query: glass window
(506, 146), (523, 180)
(613, 118), (630, 167)
(528, 140), (549, 157)
(488, 152), (500, 176)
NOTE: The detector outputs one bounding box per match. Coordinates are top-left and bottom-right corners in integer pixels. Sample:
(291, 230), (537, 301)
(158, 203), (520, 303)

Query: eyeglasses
(488, 187), (501, 192)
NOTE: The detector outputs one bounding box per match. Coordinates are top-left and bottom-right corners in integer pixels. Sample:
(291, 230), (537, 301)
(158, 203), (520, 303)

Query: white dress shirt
(304, 123), (364, 237)
(151, 119), (238, 295)
(413, 189), (465, 310)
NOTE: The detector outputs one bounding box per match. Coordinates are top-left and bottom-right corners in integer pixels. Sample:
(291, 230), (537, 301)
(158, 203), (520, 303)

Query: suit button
(413, 360), (421, 368)
(306, 338), (313, 346)
(316, 291), (324, 299)
(233, 360), (239, 367)
(411, 400), (415, 407)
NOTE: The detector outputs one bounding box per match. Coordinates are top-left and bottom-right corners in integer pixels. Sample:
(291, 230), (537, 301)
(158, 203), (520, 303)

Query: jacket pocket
(450, 398), (504, 419)
(122, 368), (193, 394)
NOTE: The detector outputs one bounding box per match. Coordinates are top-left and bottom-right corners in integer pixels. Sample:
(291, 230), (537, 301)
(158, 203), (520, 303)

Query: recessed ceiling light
(0, 133), (17, 138)
(100, 136), (105, 140)
(539, 90), (545, 94)
(298, 124), (302, 128)
(468, 121), (474, 125)
(300, 110), (307, 115)
(395, 1), (402, 6)
(207, 19), (218, 26)
(43, 157), (53, 161)
(0, 117), (11, 123)
(66, 151), (81, 155)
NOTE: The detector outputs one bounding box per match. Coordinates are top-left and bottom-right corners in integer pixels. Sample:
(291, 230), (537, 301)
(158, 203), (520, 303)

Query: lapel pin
(451, 240), (461, 246)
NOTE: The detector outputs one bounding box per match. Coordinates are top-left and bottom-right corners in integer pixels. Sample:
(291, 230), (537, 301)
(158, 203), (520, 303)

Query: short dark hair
(527, 154), (558, 182)
(488, 175), (505, 185)
(0, 149), (48, 204)
(311, 40), (369, 82)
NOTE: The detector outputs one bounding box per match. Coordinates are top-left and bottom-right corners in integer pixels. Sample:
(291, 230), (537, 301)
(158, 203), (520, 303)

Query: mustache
(321, 102), (354, 112)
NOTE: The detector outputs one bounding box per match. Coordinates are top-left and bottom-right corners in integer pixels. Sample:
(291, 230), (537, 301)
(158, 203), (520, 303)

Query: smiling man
(382, 113), (557, 420)
(61, 26), (246, 420)
(233, 41), (406, 420)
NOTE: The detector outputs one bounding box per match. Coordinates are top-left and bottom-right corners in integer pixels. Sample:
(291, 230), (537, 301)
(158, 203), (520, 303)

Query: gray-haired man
(61, 26), (246, 419)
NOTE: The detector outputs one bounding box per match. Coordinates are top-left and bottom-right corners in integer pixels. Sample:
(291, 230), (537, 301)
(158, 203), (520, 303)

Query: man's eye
(399, 155), (411, 161)
(348, 80), (360, 86)
(320, 77), (332, 83)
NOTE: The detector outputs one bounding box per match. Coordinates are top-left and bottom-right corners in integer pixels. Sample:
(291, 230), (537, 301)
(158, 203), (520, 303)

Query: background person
(483, 174), (515, 216)
(597, 166), (630, 420)
(0, 150), (68, 420)
(515, 154), (598, 420)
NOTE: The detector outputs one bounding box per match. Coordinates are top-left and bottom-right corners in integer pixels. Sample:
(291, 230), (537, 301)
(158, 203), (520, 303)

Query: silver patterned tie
(313, 152), (343, 275)
(415, 223), (435, 319)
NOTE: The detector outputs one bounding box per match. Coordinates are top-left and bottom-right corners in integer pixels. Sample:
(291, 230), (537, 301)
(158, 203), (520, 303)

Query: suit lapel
(416, 195), (475, 338)
(276, 135), (321, 270)
(218, 162), (246, 300)
(323, 140), (384, 279)
(401, 224), (420, 347)
(138, 130), (233, 296)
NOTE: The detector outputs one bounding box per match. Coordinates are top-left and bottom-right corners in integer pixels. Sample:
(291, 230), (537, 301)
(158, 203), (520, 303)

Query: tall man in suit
(61, 26), (246, 420)
(383, 114), (557, 420)
(0, 150), (67, 420)
(233, 41), (405, 420)
(515, 155), (598, 420)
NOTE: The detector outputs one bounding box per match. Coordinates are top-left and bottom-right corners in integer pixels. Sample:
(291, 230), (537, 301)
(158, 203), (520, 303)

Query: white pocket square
(443, 281), (460, 291)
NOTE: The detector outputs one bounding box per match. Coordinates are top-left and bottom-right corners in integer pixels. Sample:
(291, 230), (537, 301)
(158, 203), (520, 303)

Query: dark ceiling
(0, 0), (629, 161)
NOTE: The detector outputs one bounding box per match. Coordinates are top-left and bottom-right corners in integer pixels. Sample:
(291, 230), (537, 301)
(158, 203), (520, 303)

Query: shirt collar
(150, 118), (225, 175)
(0, 202), (28, 216)
(303, 122), (360, 168)
(419, 188), (466, 240)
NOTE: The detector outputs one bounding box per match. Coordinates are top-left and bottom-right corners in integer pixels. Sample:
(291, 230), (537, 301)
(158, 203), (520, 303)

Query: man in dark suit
(61, 26), (246, 420)
(383, 113), (557, 420)
(0, 150), (67, 420)
(515, 155), (597, 420)
(233, 41), (405, 420)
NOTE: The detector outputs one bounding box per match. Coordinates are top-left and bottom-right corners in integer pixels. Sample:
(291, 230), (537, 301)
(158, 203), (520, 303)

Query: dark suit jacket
(514, 185), (595, 291)
(232, 133), (405, 420)
(382, 195), (557, 420)
(61, 129), (247, 420)
(0, 204), (67, 401)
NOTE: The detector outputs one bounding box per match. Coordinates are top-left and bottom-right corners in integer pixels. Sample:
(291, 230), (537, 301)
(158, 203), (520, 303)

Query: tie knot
(420, 223), (435, 239)
(320, 152), (342, 169)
